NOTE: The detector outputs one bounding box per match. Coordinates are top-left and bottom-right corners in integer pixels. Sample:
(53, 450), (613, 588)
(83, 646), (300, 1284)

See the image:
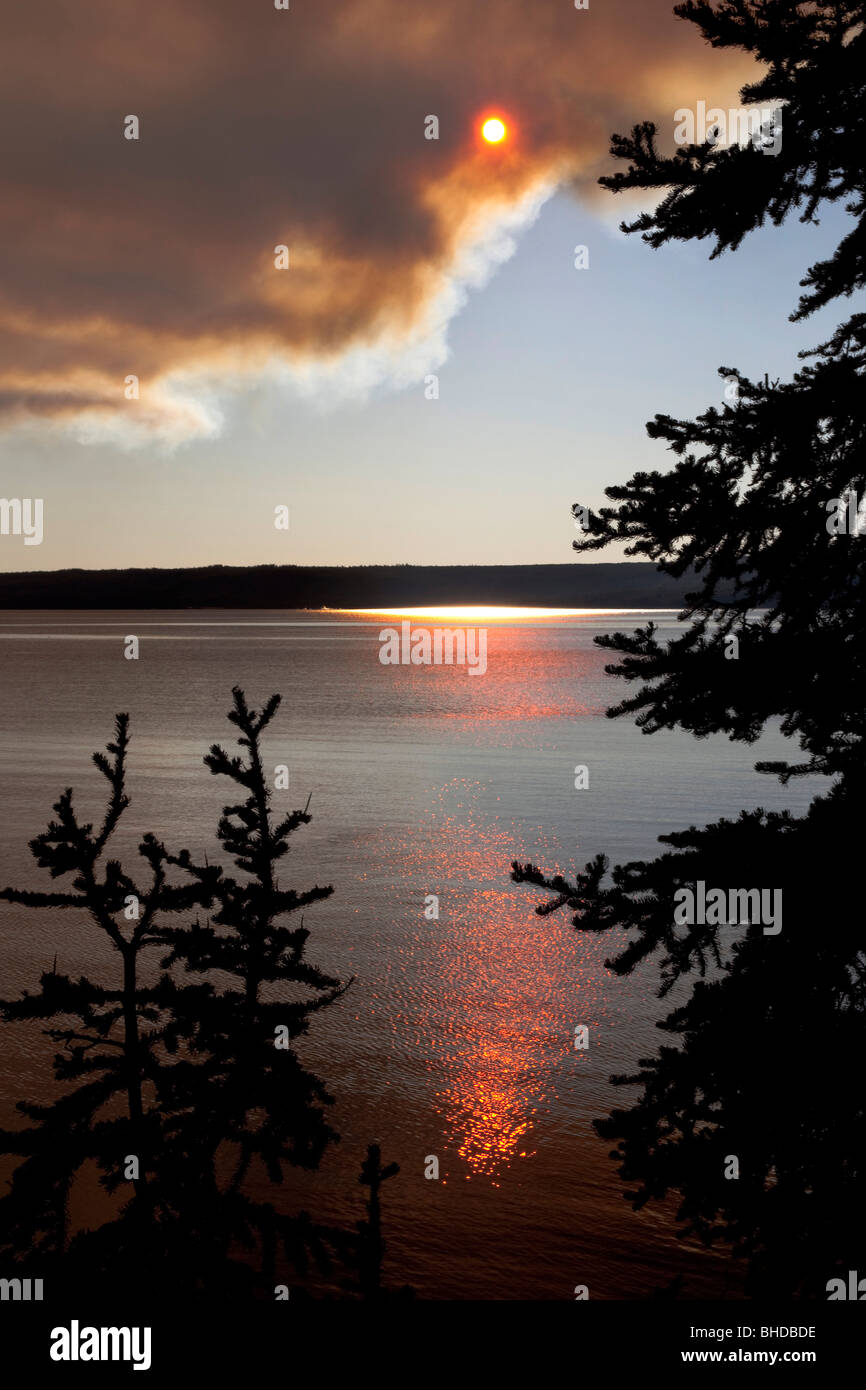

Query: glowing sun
(481, 117), (507, 143)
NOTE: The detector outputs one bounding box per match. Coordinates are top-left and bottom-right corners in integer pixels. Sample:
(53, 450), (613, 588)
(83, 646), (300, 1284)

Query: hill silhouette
(0, 562), (714, 609)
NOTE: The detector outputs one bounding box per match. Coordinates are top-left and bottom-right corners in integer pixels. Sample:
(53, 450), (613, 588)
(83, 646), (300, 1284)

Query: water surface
(0, 609), (823, 1298)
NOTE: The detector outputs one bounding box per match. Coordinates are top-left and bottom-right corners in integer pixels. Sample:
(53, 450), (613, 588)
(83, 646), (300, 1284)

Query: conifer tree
(0, 715), (217, 1294)
(154, 687), (350, 1296)
(0, 690), (359, 1299)
(514, 0), (866, 1296)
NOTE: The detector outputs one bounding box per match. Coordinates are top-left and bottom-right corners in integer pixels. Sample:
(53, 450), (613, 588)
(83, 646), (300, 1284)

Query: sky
(0, 0), (857, 570)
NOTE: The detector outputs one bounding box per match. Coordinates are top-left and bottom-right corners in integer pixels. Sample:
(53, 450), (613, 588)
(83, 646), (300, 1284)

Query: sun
(481, 117), (507, 143)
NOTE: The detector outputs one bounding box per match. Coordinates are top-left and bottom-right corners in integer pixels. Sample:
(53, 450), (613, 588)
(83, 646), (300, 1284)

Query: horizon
(0, 558), (655, 576)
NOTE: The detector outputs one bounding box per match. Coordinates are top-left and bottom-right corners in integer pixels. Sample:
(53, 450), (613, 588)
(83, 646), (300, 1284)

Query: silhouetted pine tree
(0, 715), (218, 1294)
(515, 0), (866, 1297)
(153, 687), (350, 1297)
(0, 690), (366, 1300)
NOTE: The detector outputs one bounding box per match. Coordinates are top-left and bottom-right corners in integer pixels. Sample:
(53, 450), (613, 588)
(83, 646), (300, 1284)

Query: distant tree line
(0, 562), (723, 611)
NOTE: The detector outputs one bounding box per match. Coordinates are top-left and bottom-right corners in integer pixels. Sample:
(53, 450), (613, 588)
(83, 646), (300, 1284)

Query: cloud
(0, 0), (753, 443)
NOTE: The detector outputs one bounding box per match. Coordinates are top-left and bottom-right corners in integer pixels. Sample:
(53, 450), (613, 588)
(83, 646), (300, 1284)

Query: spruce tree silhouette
(0, 714), (219, 1297)
(154, 687), (351, 1298)
(0, 689), (403, 1301)
(514, 0), (866, 1298)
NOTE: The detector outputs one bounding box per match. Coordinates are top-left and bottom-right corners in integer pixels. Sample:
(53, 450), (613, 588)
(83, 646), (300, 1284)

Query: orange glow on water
(384, 780), (612, 1184)
(360, 614), (602, 734)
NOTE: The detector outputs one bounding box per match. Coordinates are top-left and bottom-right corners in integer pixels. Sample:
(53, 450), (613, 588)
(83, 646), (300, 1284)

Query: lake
(0, 608), (824, 1299)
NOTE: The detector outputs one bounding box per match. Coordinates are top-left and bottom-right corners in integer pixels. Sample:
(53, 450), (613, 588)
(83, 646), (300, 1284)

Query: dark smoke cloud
(0, 0), (753, 440)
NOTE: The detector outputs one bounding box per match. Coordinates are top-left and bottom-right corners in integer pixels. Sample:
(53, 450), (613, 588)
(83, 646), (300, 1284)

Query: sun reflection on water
(348, 607), (616, 621)
(387, 780), (612, 1185)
